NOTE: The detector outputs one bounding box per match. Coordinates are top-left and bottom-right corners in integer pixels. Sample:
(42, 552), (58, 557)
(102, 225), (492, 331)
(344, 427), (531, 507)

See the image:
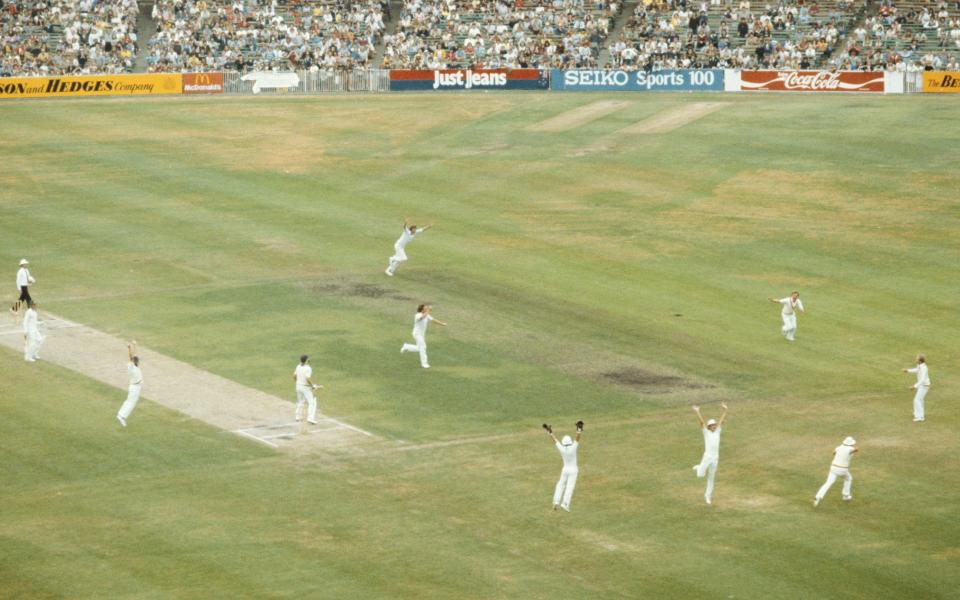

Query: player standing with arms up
(385, 218), (432, 277)
(692, 403), (728, 505)
(544, 420), (583, 512)
(902, 354), (931, 422)
(294, 355), (323, 425)
(22, 301), (43, 362)
(814, 437), (858, 506)
(401, 304), (446, 369)
(768, 291), (804, 341)
(117, 341), (143, 427)
(12, 258), (36, 316)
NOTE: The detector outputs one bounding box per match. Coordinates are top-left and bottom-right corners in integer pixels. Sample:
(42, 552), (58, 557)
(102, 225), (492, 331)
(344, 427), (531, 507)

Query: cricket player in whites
(544, 420), (583, 512)
(401, 304), (446, 369)
(22, 301), (43, 362)
(117, 341), (143, 427)
(814, 436), (858, 506)
(294, 355), (323, 425)
(768, 291), (804, 341)
(692, 403), (728, 505)
(902, 354), (931, 422)
(11, 258), (36, 318)
(385, 218), (432, 276)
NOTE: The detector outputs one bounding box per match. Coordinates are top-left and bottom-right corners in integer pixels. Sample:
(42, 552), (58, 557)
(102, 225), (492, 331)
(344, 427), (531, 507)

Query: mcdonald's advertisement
(183, 72), (225, 94)
(0, 73), (183, 99)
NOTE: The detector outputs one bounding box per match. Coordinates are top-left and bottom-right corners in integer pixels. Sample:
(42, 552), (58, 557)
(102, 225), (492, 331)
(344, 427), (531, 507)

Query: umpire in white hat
(12, 258), (36, 314)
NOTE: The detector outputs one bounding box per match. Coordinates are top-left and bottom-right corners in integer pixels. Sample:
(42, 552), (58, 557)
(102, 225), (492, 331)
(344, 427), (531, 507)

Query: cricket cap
(706, 419), (717, 426)
(843, 436), (856, 446)
(19, 259), (28, 266)
(561, 435), (573, 446)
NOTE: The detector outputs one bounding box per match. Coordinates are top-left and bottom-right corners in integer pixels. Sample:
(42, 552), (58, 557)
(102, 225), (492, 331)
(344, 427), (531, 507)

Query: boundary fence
(0, 70), (946, 99)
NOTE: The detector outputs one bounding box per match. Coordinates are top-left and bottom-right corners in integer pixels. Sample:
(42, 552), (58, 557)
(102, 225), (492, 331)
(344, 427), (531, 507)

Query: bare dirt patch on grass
(600, 368), (713, 393)
(528, 100), (632, 132)
(298, 280), (411, 301)
(620, 102), (727, 134)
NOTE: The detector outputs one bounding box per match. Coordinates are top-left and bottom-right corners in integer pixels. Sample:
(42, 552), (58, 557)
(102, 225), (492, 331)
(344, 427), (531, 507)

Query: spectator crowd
(2, 0), (960, 76)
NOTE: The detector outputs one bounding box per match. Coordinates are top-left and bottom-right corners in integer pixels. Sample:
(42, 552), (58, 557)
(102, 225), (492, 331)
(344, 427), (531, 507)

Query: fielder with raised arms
(385, 218), (432, 277)
(692, 402), (728, 505)
(544, 420), (583, 512)
(116, 341), (143, 427)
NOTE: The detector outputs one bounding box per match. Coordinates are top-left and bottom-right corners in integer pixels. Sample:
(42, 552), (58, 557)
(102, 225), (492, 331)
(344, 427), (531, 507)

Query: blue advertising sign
(551, 69), (724, 92)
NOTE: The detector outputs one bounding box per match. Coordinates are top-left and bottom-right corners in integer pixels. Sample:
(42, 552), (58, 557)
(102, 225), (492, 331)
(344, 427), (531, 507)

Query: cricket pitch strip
(0, 313), (389, 455)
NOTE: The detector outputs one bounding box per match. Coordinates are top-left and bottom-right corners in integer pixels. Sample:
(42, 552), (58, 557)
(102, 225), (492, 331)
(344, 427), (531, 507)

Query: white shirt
(832, 445), (855, 469)
(22, 308), (39, 334)
(556, 440), (579, 470)
(779, 297), (804, 315)
(412, 312), (434, 337)
(395, 228), (421, 250)
(294, 363), (313, 387)
(702, 426), (722, 457)
(908, 363), (930, 387)
(16, 267), (33, 289)
(128, 362), (143, 386)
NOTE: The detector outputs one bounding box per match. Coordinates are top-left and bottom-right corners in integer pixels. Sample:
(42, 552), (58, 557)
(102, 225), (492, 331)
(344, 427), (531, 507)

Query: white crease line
(323, 417), (375, 437)
(233, 429), (279, 448)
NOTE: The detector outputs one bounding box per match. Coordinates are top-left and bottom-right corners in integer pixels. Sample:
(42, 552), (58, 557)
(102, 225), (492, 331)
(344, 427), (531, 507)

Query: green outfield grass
(0, 92), (958, 599)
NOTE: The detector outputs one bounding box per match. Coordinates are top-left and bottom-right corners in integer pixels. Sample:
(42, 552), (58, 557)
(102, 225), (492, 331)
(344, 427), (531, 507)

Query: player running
(768, 291), (805, 341)
(385, 218), (432, 276)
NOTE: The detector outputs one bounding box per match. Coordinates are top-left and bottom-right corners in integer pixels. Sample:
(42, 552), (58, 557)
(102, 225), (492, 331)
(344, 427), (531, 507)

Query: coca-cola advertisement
(741, 70), (885, 93)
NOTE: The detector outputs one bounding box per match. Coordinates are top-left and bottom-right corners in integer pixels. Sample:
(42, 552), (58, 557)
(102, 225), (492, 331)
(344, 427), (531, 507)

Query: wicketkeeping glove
(542, 423), (552, 434)
(575, 420), (584, 432)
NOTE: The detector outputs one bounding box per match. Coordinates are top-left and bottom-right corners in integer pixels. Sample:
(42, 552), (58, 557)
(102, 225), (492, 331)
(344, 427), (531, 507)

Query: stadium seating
(1, 0), (140, 77)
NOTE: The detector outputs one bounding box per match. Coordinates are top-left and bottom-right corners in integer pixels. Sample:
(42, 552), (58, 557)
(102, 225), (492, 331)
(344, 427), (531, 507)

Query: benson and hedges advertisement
(740, 71), (884, 93)
(552, 69), (724, 91)
(390, 69), (548, 91)
(922, 71), (960, 93)
(0, 73), (184, 99)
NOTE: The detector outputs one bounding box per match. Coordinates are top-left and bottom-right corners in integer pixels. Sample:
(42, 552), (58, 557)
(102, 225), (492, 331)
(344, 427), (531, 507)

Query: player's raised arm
(768, 297), (780, 304)
(421, 224), (433, 232)
(718, 402), (729, 426)
(127, 340), (137, 362)
(575, 420), (583, 442)
(692, 405), (705, 428)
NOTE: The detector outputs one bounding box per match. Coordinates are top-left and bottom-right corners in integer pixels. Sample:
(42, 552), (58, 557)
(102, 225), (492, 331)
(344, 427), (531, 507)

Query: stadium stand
(2, 0), (959, 75)
(381, 0), (621, 69)
(146, 0), (385, 73)
(1, 0), (140, 77)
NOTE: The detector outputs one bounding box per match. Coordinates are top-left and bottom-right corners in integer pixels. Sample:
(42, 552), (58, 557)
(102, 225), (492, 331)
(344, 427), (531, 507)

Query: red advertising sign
(183, 72), (224, 94)
(740, 71), (884, 93)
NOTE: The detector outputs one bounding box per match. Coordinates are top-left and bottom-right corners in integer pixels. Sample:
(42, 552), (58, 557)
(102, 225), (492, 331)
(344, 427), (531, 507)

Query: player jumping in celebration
(401, 304), (446, 369)
(768, 291), (805, 341)
(544, 420), (583, 512)
(11, 258), (36, 317)
(692, 402), (728, 505)
(294, 355), (323, 425)
(117, 341), (143, 427)
(814, 436), (858, 506)
(902, 354), (931, 422)
(385, 218), (432, 277)
(22, 301), (43, 362)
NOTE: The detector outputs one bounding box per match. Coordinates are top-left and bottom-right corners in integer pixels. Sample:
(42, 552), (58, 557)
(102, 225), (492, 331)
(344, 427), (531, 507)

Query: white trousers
(913, 386), (928, 420)
(387, 245), (407, 274)
(695, 454), (719, 500)
(117, 384), (141, 420)
(401, 333), (429, 367)
(781, 313), (797, 341)
(295, 386), (317, 422)
(24, 331), (43, 360)
(553, 468), (578, 508)
(816, 466), (852, 500)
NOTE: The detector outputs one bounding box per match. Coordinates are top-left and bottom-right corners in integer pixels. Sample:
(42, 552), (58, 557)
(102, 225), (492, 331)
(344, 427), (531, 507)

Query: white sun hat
(706, 419), (717, 426)
(561, 435), (573, 446)
(843, 436), (856, 446)
(19, 258), (29, 266)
